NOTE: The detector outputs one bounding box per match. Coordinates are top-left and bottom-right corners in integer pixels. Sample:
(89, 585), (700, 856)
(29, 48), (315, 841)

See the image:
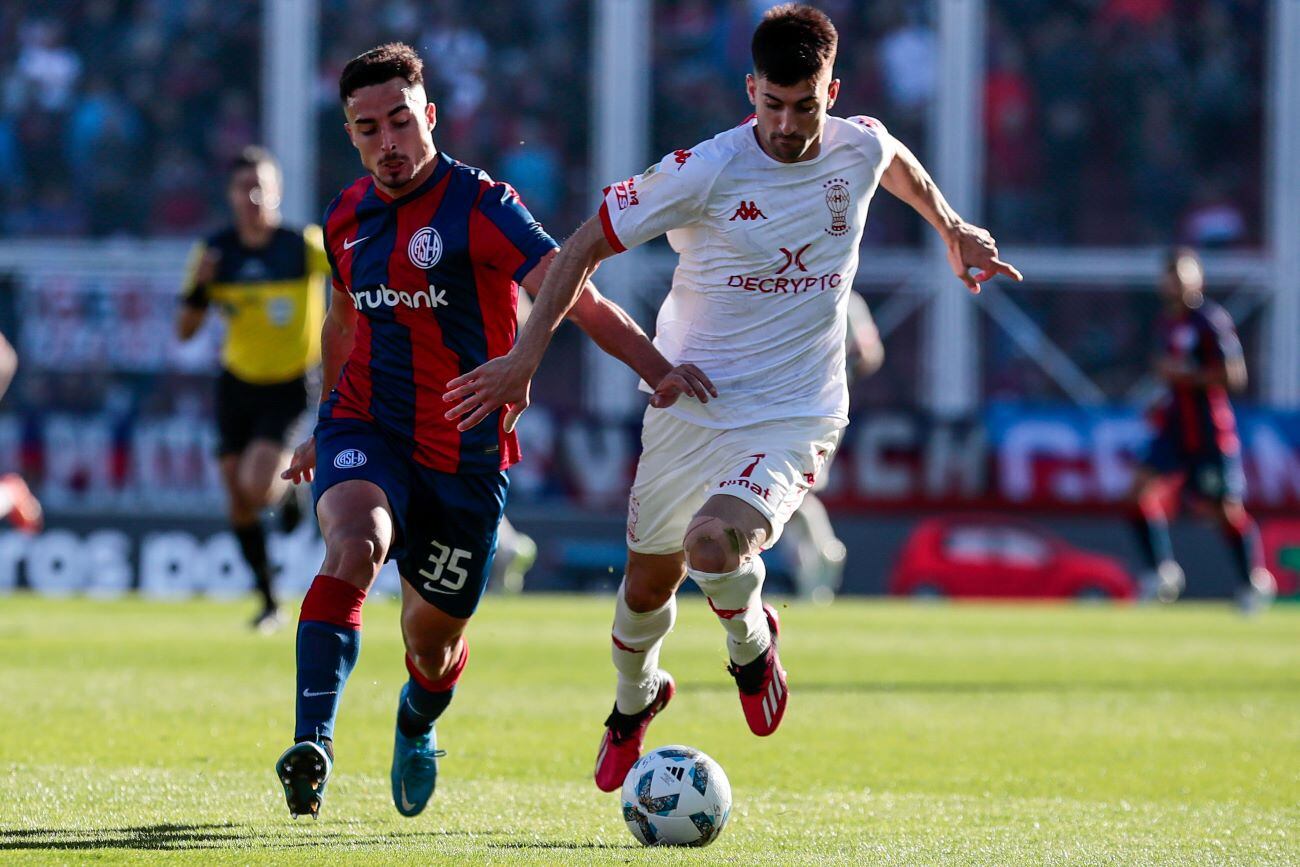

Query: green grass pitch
(1, 594), (1297, 865)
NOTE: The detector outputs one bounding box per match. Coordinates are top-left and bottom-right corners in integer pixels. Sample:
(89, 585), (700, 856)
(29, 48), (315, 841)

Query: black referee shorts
(215, 370), (309, 457)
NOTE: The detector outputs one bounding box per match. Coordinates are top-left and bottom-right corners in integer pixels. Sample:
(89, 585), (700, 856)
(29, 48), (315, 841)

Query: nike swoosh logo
(343, 236), (369, 250)
(422, 582), (456, 595)
(302, 688), (338, 698)
(400, 780), (418, 812)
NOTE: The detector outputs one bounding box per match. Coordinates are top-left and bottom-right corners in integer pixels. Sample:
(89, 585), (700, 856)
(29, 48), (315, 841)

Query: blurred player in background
(446, 3), (1020, 792)
(0, 330), (42, 534)
(1130, 247), (1275, 613)
(782, 290), (883, 601)
(176, 146), (331, 633)
(272, 43), (710, 821)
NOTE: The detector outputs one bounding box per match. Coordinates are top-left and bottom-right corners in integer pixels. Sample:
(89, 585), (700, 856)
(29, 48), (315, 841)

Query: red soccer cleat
(593, 671), (675, 792)
(727, 603), (787, 736)
(1, 474), (42, 534)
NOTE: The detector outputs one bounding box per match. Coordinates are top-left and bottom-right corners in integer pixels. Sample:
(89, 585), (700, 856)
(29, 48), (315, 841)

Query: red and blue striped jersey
(1153, 300), (1242, 454)
(320, 152), (557, 472)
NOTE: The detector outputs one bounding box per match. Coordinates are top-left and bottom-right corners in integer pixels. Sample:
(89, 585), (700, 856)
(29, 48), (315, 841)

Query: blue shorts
(1140, 427), (1245, 502)
(312, 417), (509, 619)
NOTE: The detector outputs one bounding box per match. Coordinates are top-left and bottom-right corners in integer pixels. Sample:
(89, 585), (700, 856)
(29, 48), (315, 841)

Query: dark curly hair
(752, 4), (838, 86)
(339, 42), (425, 103)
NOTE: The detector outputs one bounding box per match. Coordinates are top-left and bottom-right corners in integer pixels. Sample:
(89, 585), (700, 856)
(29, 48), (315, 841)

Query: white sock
(610, 580), (676, 714)
(689, 555), (769, 665)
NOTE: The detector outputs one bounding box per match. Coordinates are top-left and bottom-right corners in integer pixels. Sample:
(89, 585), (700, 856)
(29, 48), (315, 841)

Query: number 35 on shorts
(418, 540), (473, 593)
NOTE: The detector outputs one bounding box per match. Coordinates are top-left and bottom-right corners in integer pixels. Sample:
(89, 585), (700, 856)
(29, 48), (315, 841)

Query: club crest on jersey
(824, 178), (851, 236)
(334, 449), (367, 469)
(408, 226), (443, 268)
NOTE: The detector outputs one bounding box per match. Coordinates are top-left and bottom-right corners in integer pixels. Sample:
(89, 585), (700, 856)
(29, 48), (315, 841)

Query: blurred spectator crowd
(0, 0), (261, 238)
(985, 0), (1265, 247)
(315, 0), (590, 234)
(651, 0), (937, 248)
(0, 0), (1267, 248)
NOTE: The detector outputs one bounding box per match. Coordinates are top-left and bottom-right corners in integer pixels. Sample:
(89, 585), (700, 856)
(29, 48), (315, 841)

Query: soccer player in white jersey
(444, 4), (1022, 791)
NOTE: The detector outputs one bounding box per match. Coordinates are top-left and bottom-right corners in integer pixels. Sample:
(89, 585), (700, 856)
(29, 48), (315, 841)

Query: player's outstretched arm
(563, 279), (716, 410)
(879, 138), (1022, 293)
(282, 287), (357, 484)
(443, 216), (607, 432)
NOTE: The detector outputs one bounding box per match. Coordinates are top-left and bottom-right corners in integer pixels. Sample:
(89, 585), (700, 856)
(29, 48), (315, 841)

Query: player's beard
(374, 154), (414, 189)
(767, 132), (810, 162)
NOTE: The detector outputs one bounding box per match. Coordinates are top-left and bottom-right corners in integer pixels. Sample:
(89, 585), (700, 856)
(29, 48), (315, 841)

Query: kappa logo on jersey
(730, 200), (767, 221)
(349, 283), (449, 311)
(823, 178), (851, 236)
(673, 149), (693, 170)
(776, 244), (811, 274)
(334, 448), (367, 469)
(408, 226), (443, 268)
(613, 179), (639, 210)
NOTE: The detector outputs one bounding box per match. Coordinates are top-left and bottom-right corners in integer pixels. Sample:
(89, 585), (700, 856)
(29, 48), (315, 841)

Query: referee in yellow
(176, 146), (330, 631)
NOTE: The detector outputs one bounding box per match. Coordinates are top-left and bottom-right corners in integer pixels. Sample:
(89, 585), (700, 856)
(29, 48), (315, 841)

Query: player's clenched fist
(281, 436), (316, 484)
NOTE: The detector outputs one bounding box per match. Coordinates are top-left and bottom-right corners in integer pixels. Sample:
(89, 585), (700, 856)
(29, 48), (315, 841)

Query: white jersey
(599, 115), (895, 428)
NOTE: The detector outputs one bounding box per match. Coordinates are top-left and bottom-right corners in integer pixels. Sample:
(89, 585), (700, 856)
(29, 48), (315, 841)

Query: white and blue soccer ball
(620, 745), (732, 847)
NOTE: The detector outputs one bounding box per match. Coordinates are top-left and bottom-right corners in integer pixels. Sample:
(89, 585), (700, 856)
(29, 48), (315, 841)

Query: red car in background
(889, 516), (1137, 600)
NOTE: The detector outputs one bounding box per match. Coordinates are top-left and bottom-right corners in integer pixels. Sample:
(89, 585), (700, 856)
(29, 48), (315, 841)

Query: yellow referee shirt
(181, 225), (330, 384)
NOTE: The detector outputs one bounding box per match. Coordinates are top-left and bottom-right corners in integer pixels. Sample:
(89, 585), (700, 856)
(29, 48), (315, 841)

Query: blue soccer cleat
(275, 740), (332, 820)
(390, 683), (446, 817)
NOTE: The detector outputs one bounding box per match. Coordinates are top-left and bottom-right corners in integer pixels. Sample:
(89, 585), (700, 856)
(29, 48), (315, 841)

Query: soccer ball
(620, 745), (732, 847)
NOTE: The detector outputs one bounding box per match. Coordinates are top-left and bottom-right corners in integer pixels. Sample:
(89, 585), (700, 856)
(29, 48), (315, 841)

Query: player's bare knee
(684, 515), (750, 575)
(403, 630), (461, 675)
(623, 579), (674, 613)
(623, 554), (686, 611)
(238, 474), (276, 509)
(228, 501), (258, 526)
(325, 526), (386, 582)
(1219, 499), (1248, 528)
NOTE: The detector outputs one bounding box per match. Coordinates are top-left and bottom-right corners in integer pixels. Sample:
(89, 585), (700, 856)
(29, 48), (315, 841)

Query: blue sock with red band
(294, 575), (366, 743)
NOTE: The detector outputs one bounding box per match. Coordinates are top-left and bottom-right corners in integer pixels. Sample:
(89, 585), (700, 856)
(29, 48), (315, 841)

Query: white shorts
(625, 408), (845, 555)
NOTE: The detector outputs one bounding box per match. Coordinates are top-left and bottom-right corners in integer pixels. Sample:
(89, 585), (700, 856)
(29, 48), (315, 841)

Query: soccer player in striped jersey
(272, 43), (712, 820)
(1130, 247), (1276, 612)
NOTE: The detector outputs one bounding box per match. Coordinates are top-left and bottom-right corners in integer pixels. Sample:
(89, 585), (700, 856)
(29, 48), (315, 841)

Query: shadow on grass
(489, 841), (637, 851)
(0, 822), (493, 852)
(690, 678), (1300, 695)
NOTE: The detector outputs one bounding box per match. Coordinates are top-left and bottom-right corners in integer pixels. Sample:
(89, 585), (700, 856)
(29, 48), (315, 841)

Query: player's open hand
(650, 364), (718, 408)
(281, 436), (316, 485)
(945, 222), (1022, 293)
(444, 353), (534, 433)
